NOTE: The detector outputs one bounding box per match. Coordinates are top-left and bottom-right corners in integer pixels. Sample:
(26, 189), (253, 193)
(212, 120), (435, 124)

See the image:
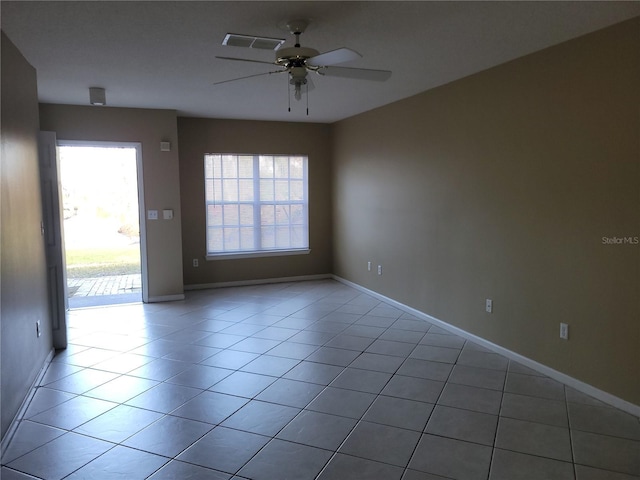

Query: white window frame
(204, 153), (310, 260)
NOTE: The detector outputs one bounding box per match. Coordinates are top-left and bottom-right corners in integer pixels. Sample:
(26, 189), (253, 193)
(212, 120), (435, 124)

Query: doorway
(58, 142), (147, 308)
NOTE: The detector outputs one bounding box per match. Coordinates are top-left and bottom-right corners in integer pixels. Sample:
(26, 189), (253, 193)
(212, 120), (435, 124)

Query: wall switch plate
(367, 261), (372, 271)
(193, 259), (199, 267)
(163, 209), (173, 220)
(377, 265), (382, 275)
(560, 323), (569, 340)
(147, 210), (158, 220)
(36, 320), (41, 338)
(485, 299), (493, 313)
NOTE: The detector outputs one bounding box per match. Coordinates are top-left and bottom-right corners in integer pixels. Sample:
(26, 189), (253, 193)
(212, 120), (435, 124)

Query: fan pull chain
(288, 81), (291, 112)
(306, 82), (309, 116)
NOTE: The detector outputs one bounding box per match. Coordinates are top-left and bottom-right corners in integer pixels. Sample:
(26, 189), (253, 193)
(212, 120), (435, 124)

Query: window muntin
(204, 154), (309, 256)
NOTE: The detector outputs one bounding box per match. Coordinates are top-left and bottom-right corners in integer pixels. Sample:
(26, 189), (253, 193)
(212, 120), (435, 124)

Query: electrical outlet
(485, 299), (493, 313)
(560, 323), (569, 340)
(367, 261), (372, 271)
(193, 259), (199, 267)
(377, 265), (382, 275)
(36, 320), (41, 338)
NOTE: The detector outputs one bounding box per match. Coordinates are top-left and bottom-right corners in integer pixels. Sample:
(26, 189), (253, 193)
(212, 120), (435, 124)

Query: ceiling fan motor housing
(276, 46), (319, 66)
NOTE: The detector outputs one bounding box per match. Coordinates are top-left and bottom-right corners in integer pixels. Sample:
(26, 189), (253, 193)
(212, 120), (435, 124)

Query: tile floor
(2, 280), (639, 480)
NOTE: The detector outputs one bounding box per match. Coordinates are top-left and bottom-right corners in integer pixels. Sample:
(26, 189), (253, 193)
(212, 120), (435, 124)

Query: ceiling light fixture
(89, 87), (106, 106)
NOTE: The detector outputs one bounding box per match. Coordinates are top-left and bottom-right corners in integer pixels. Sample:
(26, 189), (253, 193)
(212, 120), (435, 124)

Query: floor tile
(195, 332), (245, 349)
(396, 358), (452, 381)
(572, 430), (640, 476)
(362, 395), (434, 432)
(24, 388), (76, 418)
(489, 448), (574, 480)
(324, 334), (375, 351)
(125, 382), (202, 413)
(44, 368), (120, 395)
(392, 318), (431, 333)
(91, 352), (153, 374)
(366, 338), (416, 357)
(568, 402), (640, 440)
(409, 434), (492, 480)
(382, 375), (444, 403)
(221, 400), (300, 436)
(40, 362), (84, 385)
(401, 470), (452, 480)
(29, 395), (118, 430)
(166, 364), (233, 389)
(504, 372), (565, 401)
(349, 352), (405, 373)
(6, 432), (113, 480)
(64, 445), (168, 479)
(456, 349), (509, 371)
(420, 333), (466, 349)
(339, 421), (421, 467)
(500, 392), (568, 427)
(305, 346), (361, 366)
(84, 375), (158, 403)
(330, 367), (392, 394)
(200, 350), (259, 369)
(74, 404), (163, 443)
(495, 417), (572, 461)
(123, 415), (211, 457)
(1, 421), (65, 464)
(0, 467), (42, 479)
(425, 405), (498, 446)
(255, 378), (324, 408)
(283, 361), (344, 385)
(148, 460), (231, 479)
(410, 345), (460, 364)
(355, 314), (397, 328)
(170, 391), (249, 424)
(316, 453), (404, 480)
(276, 410), (357, 450)
(127, 357), (192, 381)
(237, 439), (332, 480)
(307, 386), (376, 419)
(161, 344), (220, 363)
(448, 364), (506, 391)
(437, 382), (502, 415)
(177, 426), (269, 474)
(239, 354), (300, 377)
(208, 371), (276, 398)
(379, 328), (425, 344)
(575, 465), (640, 480)
(265, 341), (319, 360)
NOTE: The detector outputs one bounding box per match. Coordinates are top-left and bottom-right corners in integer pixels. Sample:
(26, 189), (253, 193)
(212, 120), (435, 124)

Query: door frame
(57, 140), (149, 303)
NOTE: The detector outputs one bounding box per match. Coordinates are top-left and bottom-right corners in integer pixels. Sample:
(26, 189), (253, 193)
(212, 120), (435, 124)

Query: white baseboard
(147, 294), (186, 303)
(333, 275), (640, 418)
(184, 273), (332, 291)
(1, 348), (55, 455)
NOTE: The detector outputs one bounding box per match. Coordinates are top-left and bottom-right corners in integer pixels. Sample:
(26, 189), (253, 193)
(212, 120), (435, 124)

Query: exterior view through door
(59, 144), (143, 308)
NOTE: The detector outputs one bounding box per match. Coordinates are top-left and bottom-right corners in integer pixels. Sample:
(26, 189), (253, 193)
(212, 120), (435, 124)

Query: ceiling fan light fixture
(222, 33), (285, 51)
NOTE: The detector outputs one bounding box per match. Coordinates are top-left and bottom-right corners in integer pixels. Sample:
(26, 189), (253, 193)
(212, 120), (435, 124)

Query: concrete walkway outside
(68, 274), (142, 308)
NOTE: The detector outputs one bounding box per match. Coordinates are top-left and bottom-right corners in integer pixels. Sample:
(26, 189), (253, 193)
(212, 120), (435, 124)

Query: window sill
(206, 249), (311, 261)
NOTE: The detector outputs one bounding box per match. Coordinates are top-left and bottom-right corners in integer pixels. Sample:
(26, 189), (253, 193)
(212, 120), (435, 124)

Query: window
(204, 154), (309, 258)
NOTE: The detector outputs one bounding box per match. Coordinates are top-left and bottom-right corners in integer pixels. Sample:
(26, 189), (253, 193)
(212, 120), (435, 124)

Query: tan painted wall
(178, 118), (332, 286)
(39, 104), (184, 300)
(1, 32), (53, 439)
(332, 18), (639, 404)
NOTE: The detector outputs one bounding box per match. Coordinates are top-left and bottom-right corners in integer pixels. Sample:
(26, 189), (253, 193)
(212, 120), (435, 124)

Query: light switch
(147, 210), (158, 220)
(163, 209), (173, 220)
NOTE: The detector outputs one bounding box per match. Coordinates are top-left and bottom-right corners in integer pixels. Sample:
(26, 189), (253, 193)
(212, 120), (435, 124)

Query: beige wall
(332, 18), (639, 405)
(178, 118), (332, 286)
(1, 32), (53, 439)
(39, 104), (184, 300)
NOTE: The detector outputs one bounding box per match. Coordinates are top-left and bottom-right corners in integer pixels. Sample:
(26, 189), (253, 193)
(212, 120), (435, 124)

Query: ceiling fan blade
(215, 56), (276, 66)
(213, 69), (285, 86)
(307, 48), (361, 67)
(318, 66), (392, 82)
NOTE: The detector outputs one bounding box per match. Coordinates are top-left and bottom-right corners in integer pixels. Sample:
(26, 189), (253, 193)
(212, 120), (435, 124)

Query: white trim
(1, 349), (55, 452)
(332, 275), (640, 417)
(185, 273), (332, 291)
(147, 294), (186, 303)
(207, 248), (310, 261)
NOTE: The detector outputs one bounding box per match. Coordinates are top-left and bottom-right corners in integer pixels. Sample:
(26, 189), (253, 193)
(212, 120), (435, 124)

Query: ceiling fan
(214, 19), (392, 109)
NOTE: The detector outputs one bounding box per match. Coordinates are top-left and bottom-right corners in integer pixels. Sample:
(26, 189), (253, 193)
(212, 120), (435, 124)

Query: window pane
(222, 155), (237, 178)
(291, 225), (306, 248)
(239, 156), (253, 177)
(290, 157), (303, 179)
(223, 205), (239, 226)
(238, 179), (253, 201)
(213, 155), (222, 179)
(290, 204), (304, 224)
(261, 226), (275, 249)
(275, 205), (290, 225)
(275, 157), (289, 178)
(205, 179), (214, 202)
(290, 180), (303, 201)
(276, 226), (290, 248)
(260, 179), (274, 201)
(274, 180), (289, 201)
(223, 179), (238, 202)
(208, 227), (223, 252)
(240, 227), (254, 250)
(239, 205), (253, 226)
(259, 156), (273, 178)
(208, 204), (222, 226)
(224, 227), (240, 250)
(261, 205), (275, 225)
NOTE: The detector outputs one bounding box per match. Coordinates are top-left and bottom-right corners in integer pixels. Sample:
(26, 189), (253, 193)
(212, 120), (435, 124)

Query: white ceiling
(2, 1), (639, 123)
